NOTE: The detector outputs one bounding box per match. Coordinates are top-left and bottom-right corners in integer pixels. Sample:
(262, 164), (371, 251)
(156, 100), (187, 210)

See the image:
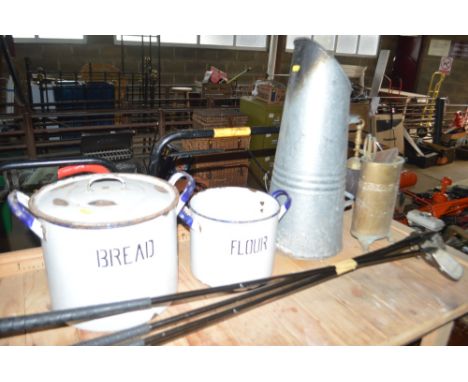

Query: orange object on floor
(399, 170), (418, 189)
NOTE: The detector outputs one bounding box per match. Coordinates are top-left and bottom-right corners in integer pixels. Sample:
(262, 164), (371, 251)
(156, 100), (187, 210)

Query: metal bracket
(421, 234), (464, 281)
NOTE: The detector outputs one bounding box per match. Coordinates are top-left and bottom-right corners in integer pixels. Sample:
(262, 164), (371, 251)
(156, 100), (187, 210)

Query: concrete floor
(405, 160), (468, 193)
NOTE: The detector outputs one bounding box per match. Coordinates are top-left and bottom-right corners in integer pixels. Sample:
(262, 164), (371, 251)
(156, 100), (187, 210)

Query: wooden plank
(0, 212), (467, 345)
(420, 321), (455, 346)
(0, 274), (26, 345)
(23, 270), (80, 346)
(0, 247), (44, 278)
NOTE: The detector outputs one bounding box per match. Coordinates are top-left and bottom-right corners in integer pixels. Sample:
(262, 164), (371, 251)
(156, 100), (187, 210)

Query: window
(116, 35), (267, 50)
(160, 35), (197, 44)
(286, 35), (380, 56)
(116, 35), (162, 44)
(13, 35), (86, 43)
(313, 35), (336, 51)
(357, 35), (380, 56)
(336, 35), (359, 54)
(200, 35), (234, 46)
(235, 35), (267, 48)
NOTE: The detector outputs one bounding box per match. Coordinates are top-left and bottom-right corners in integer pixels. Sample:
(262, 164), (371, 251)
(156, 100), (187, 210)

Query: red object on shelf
(57, 164), (111, 179)
(209, 66), (228, 84)
(431, 177), (452, 204)
(402, 176), (468, 219)
(399, 170), (418, 189)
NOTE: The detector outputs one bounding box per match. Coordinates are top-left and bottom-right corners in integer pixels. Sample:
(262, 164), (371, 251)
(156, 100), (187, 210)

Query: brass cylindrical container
(350, 156), (405, 250)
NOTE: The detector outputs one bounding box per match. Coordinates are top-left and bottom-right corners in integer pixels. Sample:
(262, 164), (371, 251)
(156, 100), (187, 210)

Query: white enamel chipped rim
(177, 187), (292, 229)
(189, 187), (283, 224)
(27, 173), (180, 229)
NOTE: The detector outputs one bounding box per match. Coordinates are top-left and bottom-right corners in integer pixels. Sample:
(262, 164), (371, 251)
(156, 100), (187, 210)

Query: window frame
(13, 35), (87, 44)
(114, 35), (268, 51)
(286, 35), (380, 58)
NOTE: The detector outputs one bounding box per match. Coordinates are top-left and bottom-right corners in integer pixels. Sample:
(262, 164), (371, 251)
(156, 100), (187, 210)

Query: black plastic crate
(404, 140), (438, 168)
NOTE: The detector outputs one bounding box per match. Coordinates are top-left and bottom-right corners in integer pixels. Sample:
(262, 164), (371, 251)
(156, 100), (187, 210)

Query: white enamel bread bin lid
(28, 173), (179, 228)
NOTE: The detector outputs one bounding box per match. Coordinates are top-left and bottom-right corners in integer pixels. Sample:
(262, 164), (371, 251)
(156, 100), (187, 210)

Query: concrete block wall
(416, 36), (468, 104)
(4, 35), (467, 104)
(9, 35), (269, 89)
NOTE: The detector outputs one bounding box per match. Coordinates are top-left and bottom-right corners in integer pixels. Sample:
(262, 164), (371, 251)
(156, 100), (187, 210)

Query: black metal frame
(148, 125), (280, 177)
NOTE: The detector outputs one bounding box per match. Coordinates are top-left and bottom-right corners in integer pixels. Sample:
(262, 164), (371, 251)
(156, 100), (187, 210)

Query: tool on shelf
(347, 119), (365, 171)
(346, 118), (365, 196)
(362, 133), (380, 161)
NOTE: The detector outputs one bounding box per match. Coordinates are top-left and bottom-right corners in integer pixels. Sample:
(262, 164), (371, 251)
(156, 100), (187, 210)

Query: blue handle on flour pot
(168, 171), (195, 227)
(270, 189), (292, 220)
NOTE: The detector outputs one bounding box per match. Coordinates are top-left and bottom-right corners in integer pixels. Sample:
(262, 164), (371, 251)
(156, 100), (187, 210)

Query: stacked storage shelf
(181, 108), (250, 188)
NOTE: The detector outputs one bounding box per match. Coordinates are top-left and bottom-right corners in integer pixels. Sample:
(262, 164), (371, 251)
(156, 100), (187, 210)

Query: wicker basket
(179, 108), (251, 187)
(256, 83), (286, 104)
(192, 108), (249, 129)
(181, 136), (250, 152)
(186, 158), (250, 188)
(202, 83), (233, 98)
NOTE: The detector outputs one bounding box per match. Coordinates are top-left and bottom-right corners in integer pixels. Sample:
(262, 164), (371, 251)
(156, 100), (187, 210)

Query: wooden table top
(1, 211), (467, 346)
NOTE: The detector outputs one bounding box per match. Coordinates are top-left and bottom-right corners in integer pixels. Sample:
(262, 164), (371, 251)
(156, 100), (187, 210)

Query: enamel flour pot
(179, 187), (291, 287)
(7, 172), (194, 332)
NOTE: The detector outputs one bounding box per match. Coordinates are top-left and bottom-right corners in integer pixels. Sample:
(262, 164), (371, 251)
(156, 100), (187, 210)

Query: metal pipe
(0, 36), (28, 108)
(269, 38), (351, 259)
(0, 157), (118, 173)
(24, 57), (34, 106)
(22, 110), (37, 158)
(267, 36), (278, 80)
(433, 97), (446, 145)
(158, 35), (161, 108)
(148, 126), (280, 176)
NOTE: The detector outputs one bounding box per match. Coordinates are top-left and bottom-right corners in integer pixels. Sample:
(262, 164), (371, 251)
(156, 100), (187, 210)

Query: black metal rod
(44, 70), (50, 107)
(120, 35), (125, 73)
(0, 157), (118, 173)
(0, 269), (311, 338)
(141, 35), (145, 105)
(433, 97), (445, 145)
(158, 35), (161, 108)
(0, 231), (436, 341)
(24, 57), (34, 106)
(78, 233), (435, 346)
(0, 36), (28, 108)
(145, 251), (426, 346)
(143, 269), (338, 346)
(148, 126), (280, 176)
(76, 270), (324, 346)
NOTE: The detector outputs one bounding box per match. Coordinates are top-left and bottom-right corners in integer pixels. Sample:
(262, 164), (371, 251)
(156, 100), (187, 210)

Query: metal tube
(433, 97), (445, 145)
(24, 57), (34, 106)
(120, 35), (125, 73)
(0, 36), (28, 108)
(148, 126), (279, 176)
(269, 38), (351, 259)
(267, 35), (278, 80)
(0, 157), (118, 173)
(22, 110), (37, 158)
(158, 35), (161, 108)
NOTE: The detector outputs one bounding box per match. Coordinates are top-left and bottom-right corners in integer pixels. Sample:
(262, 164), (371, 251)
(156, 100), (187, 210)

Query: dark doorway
(390, 36), (423, 92)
